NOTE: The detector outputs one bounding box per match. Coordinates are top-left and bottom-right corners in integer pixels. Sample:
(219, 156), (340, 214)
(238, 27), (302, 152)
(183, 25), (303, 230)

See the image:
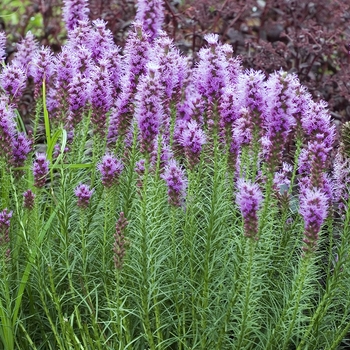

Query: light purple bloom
(88, 59), (113, 136)
(135, 0), (164, 42)
(0, 63), (26, 102)
(23, 190), (35, 210)
(0, 101), (16, 162)
(161, 159), (187, 207)
(62, 0), (89, 32)
(179, 120), (206, 169)
(299, 188), (328, 255)
(135, 62), (163, 155)
(97, 153), (124, 188)
(194, 34), (229, 103)
(89, 19), (115, 61)
(12, 132), (32, 168)
(12, 31), (39, 72)
(236, 178), (263, 240)
(123, 21), (151, 91)
(67, 72), (89, 126)
(74, 183), (94, 208)
(263, 70), (299, 170)
(33, 153), (49, 188)
(30, 46), (55, 87)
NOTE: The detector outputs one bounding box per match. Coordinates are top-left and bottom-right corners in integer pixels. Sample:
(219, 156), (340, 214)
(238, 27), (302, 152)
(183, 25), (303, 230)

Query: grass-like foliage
(0, 1), (350, 349)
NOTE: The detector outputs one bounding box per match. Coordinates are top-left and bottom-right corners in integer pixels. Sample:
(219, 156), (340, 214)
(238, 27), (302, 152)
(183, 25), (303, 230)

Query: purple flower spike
(0, 208), (12, 243)
(236, 178), (263, 240)
(97, 153), (124, 188)
(89, 59), (113, 136)
(0, 32), (6, 62)
(63, 0), (89, 32)
(299, 188), (328, 255)
(13, 31), (39, 72)
(33, 153), (49, 188)
(0, 64), (27, 102)
(0, 101), (16, 162)
(263, 71), (299, 170)
(0, 208), (12, 259)
(30, 46), (55, 87)
(135, 0), (164, 42)
(113, 212), (128, 270)
(74, 184), (94, 208)
(180, 120), (206, 169)
(23, 190), (35, 210)
(161, 159), (187, 207)
(12, 132), (32, 168)
(135, 62), (163, 155)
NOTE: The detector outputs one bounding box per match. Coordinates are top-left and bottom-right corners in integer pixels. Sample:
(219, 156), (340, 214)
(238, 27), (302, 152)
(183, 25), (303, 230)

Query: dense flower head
(97, 153), (124, 188)
(55, 46), (77, 90)
(0, 208), (12, 249)
(194, 34), (229, 102)
(123, 21), (151, 91)
(236, 69), (266, 115)
(179, 120), (206, 169)
(219, 85), (240, 136)
(161, 159), (187, 207)
(67, 72), (89, 126)
(67, 20), (92, 52)
(13, 31), (39, 72)
(12, 132), (32, 168)
(135, 62), (163, 155)
(30, 46), (55, 86)
(88, 19), (115, 61)
(0, 32), (6, 61)
(263, 71), (299, 170)
(113, 212), (128, 269)
(151, 32), (188, 100)
(23, 190), (35, 210)
(0, 64), (27, 102)
(63, 0), (89, 32)
(74, 45), (93, 77)
(74, 183), (94, 208)
(0, 101), (16, 161)
(135, 0), (164, 42)
(33, 153), (49, 188)
(299, 188), (328, 255)
(88, 59), (113, 135)
(236, 178), (263, 240)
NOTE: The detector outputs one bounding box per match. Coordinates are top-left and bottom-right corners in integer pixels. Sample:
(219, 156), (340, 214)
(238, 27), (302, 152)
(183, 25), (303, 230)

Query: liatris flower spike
(299, 188), (328, 255)
(236, 178), (263, 240)
(33, 153), (49, 188)
(62, 0), (89, 32)
(113, 212), (128, 270)
(97, 153), (124, 188)
(0, 208), (12, 260)
(23, 190), (35, 210)
(74, 184), (94, 208)
(161, 159), (187, 207)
